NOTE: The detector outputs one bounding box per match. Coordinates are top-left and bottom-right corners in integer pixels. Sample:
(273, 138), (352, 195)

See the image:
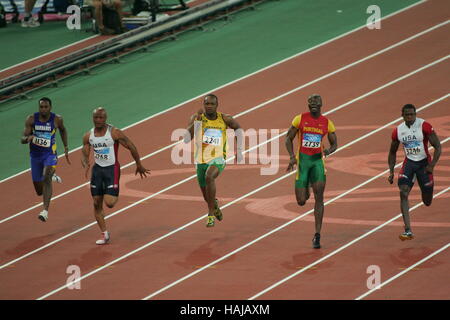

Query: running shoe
(213, 198), (223, 221)
(96, 231), (110, 245)
(21, 17), (40, 27)
(52, 174), (62, 183)
(206, 216), (215, 228)
(38, 210), (48, 222)
(399, 230), (414, 241)
(312, 233), (321, 249)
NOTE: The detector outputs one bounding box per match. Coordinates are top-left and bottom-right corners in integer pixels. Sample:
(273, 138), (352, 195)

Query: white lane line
(249, 184), (450, 300)
(0, 0), (428, 184)
(37, 99), (448, 300)
(2, 69), (447, 271)
(356, 243), (450, 300)
(2, 70), (447, 271)
(143, 137), (450, 301)
(2, 28), (448, 225)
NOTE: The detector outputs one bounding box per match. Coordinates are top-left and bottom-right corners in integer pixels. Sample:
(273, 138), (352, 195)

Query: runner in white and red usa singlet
(388, 104), (442, 242)
(81, 107), (151, 245)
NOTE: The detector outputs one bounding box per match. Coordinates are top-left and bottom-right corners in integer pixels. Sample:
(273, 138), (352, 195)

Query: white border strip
(0, 36), (98, 74)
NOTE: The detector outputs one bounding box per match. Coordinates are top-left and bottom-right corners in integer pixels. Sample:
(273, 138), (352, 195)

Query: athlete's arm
(21, 115), (34, 144)
(426, 131), (441, 174)
(55, 115), (71, 164)
(223, 114), (244, 163)
(285, 125), (298, 172)
(184, 109), (203, 143)
(113, 128), (150, 178)
(324, 132), (337, 156)
(388, 140), (400, 184)
(81, 132), (91, 178)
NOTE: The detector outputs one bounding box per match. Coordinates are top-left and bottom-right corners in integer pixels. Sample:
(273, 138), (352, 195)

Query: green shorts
(295, 153), (326, 188)
(196, 157), (226, 187)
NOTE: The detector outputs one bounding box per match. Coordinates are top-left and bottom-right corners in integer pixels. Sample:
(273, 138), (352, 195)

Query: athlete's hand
(195, 109), (203, 121)
(27, 135), (34, 143)
(81, 159), (90, 178)
(64, 146), (71, 165)
(425, 164), (434, 174)
(388, 172), (394, 184)
(136, 163), (151, 178)
(286, 157), (297, 172)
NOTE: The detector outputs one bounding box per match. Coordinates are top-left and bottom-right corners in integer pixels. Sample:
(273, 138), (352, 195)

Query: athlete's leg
(311, 180), (326, 235)
(295, 159), (310, 206)
(398, 158), (415, 233)
(399, 184), (412, 231)
(33, 182), (43, 196)
(295, 188), (309, 206)
(42, 165), (55, 211)
(205, 165), (220, 217)
(103, 164), (120, 208)
(416, 161), (434, 207)
(93, 195), (107, 232)
(104, 195), (119, 208)
(200, 186), (208, 202)
(31, 156), (44, 196)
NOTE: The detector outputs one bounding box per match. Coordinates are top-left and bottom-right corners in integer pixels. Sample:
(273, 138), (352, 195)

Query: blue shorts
(398, 157), (433, 193)
(30, 152), (58, 182)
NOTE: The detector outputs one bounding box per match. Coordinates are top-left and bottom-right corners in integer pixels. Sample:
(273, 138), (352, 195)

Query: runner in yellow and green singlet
(186, 94), (243, 227)
(285, 94), (338, 249)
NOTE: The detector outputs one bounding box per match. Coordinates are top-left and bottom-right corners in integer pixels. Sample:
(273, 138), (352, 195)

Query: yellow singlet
(194, 112), (227, 164)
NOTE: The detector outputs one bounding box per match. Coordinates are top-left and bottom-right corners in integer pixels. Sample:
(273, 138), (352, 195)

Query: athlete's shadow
(174, 238), (235, 270)
(280, 250), (333, 274)
(3, 233), (59, 259)
(389, 247), (443, 269)
(66, 247), (113, 271)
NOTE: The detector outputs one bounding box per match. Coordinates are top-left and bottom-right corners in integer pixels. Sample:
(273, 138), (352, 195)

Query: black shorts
(90, 163), (120, 197)
(398, 158), (433, 193)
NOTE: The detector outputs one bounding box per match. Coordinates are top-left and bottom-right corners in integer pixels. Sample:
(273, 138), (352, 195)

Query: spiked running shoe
(312, 233), (321, 249)
(206, 216), (215, 228)
(38, 210), (48, 222)
(96, 231), (110, 245)
(399, 230), (414, 241)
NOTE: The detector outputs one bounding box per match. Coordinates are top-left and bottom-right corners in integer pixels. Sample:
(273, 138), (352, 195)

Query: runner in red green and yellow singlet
(285, 94), (338, 249)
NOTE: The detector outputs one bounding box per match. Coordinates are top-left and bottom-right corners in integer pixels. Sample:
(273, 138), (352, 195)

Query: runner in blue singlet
(21, 97), (71, 222)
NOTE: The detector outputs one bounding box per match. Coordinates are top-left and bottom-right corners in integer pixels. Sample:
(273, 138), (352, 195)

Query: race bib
(404, 141), (421, 156)
(302, 133), (321, 148)
(32, 134), (51, 148)
(203, 128), (222, 146)
(94, 148), (110, 160)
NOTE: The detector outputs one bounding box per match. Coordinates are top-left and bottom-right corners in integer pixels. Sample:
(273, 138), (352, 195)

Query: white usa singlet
(89, 125), (119, 167)
(392, 118), (434, 162)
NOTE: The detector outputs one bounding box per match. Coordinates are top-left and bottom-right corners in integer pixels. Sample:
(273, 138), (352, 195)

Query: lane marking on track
(2, 75), (447, 272)
(0, 69), (450, 270)
(248, 185), (450, 300)
(36, 100), (448, 300)
(0, 0), (429, 184)
(143, 142), (449, 301)
(355, 243), (450, 300)
(2, 38), (448, 224)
